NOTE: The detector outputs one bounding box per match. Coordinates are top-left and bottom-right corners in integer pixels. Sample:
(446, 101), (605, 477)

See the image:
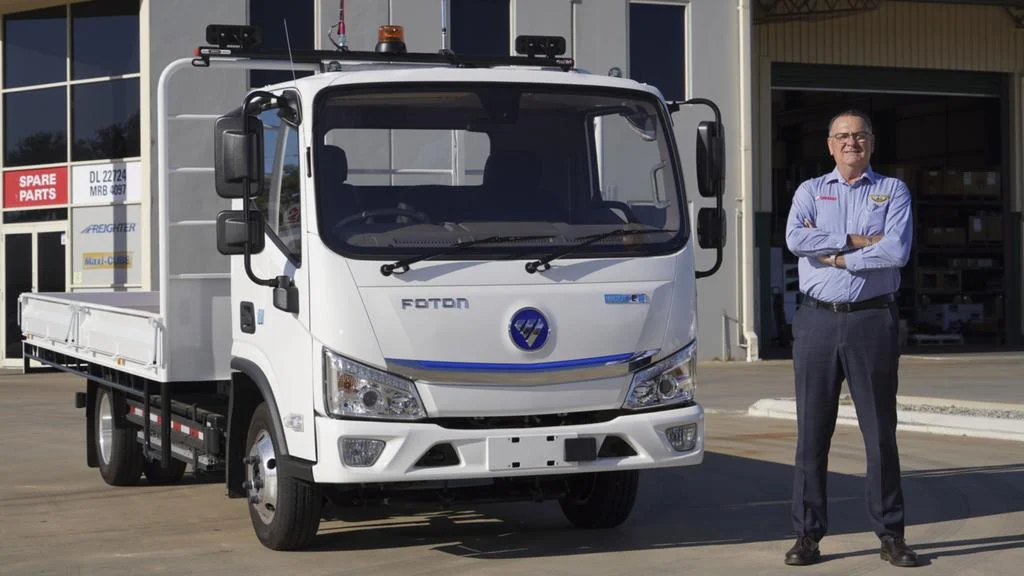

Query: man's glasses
(830, 131), (872, 143)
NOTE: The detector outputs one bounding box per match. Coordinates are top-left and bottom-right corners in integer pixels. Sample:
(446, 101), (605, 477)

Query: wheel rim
(97, 391), (113, 466)
(246, 429), (279, 525)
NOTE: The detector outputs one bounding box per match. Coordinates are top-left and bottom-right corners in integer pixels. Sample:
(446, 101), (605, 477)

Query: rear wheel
(245, 402), (322, 550)
(559, 470), (639, 529)
(144, 457), (187, 485)
(95, 386), (143, 486)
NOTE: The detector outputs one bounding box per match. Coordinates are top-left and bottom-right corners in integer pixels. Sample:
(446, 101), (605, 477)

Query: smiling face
(827, 114), (874, 175)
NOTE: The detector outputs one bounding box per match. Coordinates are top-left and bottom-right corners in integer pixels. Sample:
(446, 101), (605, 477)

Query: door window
(255, 107), (302, 262)
(38, 232), (66, 293)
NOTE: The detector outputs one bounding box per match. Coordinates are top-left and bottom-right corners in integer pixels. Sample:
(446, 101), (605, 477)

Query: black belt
(800, 292), (896, 313)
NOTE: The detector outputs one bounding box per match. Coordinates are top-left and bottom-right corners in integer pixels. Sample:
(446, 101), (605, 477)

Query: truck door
(232, 103), (317, 461)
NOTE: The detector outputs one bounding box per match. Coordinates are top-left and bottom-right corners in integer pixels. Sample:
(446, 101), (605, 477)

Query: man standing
(783, 110), (918, 568)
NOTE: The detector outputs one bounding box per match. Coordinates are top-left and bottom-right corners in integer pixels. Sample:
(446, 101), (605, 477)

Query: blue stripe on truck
(385, 352), (637, 373)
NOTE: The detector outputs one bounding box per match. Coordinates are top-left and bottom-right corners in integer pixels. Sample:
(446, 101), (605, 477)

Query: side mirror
(216, 210), (265, 255)
(273, 275), (300, 314)
(696, 120), (724, 198)
(214, 112), (263, 199)
(697, 207), (726, 250)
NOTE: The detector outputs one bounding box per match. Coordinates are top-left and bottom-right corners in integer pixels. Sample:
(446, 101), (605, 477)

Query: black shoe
(880, 535), (919, 567)
(784, 536), (821, 566)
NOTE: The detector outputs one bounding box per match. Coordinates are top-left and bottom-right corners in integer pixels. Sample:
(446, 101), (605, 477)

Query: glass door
(1, 223), (67, 366)
(3, 234), (32, 362)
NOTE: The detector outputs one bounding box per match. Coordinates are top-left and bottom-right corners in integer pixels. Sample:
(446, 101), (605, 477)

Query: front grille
(431, 410), (620, 430)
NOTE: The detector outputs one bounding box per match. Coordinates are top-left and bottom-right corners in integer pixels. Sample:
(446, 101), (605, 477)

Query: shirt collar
(826, 165), (877, 186)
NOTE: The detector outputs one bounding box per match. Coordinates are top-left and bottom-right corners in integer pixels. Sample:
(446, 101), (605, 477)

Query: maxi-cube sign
(3, 167), (68, 208)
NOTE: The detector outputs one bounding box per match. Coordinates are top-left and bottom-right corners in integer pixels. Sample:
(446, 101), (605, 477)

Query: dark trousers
(791, 302), (905, 541)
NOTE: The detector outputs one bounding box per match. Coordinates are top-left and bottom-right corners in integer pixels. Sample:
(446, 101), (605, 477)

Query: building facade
(0, 0), (1021, 365)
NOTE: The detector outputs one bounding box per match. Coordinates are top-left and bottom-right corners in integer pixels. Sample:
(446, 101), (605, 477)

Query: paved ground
(698, 352), (1024, 413)
(1, 360), (1022, 575)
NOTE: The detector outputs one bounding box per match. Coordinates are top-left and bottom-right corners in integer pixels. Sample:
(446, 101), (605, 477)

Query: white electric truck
(18, 23), (726, 550)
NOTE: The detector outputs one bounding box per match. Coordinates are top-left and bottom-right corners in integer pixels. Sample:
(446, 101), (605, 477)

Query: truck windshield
(314, 83), (687, 260)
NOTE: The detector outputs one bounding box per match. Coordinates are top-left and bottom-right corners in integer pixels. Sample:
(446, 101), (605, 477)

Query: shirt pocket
(862, 201), (888, 235)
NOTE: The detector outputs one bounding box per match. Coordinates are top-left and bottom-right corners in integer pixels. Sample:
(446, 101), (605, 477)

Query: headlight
(622, 341), (696, 410)
(323, 348), (427, 420)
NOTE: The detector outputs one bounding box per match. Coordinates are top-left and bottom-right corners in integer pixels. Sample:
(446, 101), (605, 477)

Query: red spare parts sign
(3, 167), (69, 209)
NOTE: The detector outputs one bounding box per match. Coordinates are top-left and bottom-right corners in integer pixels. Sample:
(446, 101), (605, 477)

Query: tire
(559, 470), (639, 529)
(245, 402), (322, 550)
(144, 457), (187, 485)
(94, 386), (143, 486)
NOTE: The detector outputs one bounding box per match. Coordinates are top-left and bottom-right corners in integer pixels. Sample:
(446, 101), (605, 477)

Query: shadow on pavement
(304, 454), (1024, 560)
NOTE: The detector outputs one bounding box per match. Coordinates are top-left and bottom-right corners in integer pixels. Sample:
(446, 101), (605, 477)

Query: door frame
(1, 220), (68, 367)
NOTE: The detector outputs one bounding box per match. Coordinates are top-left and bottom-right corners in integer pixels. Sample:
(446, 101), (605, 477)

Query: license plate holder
(486, 433), (585, 471)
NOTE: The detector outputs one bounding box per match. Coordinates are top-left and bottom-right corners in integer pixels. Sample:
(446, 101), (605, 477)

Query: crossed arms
(784, 180), (913, 272)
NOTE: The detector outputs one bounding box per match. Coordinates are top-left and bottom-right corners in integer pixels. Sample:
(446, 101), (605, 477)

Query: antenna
(329, 0), (349, 51)
(440, 0), (450, 54)
(283, 18), (298, 85)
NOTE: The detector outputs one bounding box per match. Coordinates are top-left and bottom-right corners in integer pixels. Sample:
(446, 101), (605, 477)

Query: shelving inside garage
(769, 89), (1009, 349)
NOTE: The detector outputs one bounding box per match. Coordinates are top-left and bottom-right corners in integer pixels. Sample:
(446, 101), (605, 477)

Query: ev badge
(509, 308), (549, 351)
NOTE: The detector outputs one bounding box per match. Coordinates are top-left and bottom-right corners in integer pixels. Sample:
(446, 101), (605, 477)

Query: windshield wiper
(381, 234), (560, 276)
(524, 228), (676, 274)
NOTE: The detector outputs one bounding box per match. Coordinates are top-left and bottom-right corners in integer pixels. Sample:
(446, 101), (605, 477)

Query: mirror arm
(695, 189), (724, 279)
(239, 90), (282, 289)
(672, 98), (724, 280)
(695, 224), (724, 279)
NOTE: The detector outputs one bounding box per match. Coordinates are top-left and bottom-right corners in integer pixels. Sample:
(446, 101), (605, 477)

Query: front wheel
(559, 470), (639, 529)
(245, 402), (322, 550)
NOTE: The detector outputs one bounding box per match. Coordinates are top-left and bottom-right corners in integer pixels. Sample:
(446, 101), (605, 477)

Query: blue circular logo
(509, 308), (549, 351)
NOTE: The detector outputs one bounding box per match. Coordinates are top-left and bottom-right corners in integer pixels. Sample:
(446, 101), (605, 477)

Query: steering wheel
(334, 206), (431, 230)
(596, 200), (640, 224)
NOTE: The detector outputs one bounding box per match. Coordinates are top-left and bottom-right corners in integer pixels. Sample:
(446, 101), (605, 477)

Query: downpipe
(737, 0), (759, 361)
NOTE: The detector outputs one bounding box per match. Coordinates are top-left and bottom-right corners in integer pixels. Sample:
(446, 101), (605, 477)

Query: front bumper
(311, 403), (704, 484)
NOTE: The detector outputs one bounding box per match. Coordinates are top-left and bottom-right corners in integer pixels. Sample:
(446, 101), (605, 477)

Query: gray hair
(828, 109), (874, 136)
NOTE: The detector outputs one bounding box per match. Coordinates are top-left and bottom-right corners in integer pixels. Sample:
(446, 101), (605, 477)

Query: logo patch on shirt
(869, 194), (890, 204)
(815, 195), (837, 201)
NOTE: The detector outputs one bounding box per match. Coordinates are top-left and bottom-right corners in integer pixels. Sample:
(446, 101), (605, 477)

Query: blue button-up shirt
(785, 165), (913, 303)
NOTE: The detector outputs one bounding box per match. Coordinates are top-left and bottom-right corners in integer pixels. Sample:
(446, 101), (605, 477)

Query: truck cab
(214, 26), (725, 547)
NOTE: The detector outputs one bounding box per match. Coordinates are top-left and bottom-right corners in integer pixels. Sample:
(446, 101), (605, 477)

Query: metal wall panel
(756, 2), (1024, 73)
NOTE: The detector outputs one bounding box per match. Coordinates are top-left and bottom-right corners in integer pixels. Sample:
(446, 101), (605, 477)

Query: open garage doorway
(762, 65), (1016, 355)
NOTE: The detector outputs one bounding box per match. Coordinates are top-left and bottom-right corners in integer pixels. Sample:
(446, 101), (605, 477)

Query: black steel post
(160, 381), (171, 468)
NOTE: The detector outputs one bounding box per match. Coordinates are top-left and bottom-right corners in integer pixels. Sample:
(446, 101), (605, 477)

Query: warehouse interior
(762, 73), (1014, 353)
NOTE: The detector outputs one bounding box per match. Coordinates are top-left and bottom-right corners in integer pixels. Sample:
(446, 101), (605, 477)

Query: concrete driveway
(1, 364), (1022, 575)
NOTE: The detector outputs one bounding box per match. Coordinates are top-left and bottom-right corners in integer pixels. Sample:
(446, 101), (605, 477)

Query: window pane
(315, 86), (684, 260)
(629, 3), (685, 101)
(72, 0), (141, 80)
(72, 79), (141, 161)
(249, 0), (314, 88)
(4, 88), (67, 167)
(2, 208), (68, 224)
(256, 109), (302, 259)
(3, 6), (67, 88)
(451, 0), (509, 56)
